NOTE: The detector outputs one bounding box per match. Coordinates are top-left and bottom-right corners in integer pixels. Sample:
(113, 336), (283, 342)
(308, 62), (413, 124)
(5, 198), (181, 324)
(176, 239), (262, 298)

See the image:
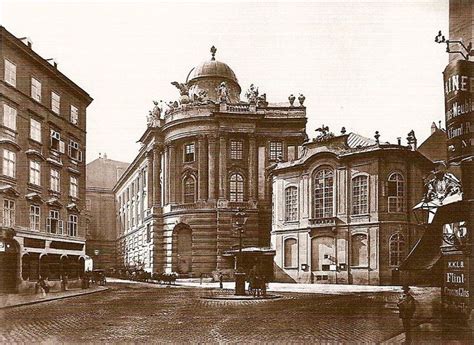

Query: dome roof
(187, 59), (238, 84)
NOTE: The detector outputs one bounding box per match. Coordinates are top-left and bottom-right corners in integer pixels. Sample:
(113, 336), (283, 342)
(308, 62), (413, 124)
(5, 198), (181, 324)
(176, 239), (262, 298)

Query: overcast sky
(1, 0), (449, 164)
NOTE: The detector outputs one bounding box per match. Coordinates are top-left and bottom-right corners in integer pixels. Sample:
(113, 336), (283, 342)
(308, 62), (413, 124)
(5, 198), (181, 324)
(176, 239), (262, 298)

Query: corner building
(115, 48), (307, 276)
(271, 132), (434, 285)
(0, 27), (92, 292)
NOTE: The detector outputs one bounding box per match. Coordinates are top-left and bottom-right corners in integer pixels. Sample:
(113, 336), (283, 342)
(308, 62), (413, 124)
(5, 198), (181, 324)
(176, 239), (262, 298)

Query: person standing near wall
(398, 285), (416, 344)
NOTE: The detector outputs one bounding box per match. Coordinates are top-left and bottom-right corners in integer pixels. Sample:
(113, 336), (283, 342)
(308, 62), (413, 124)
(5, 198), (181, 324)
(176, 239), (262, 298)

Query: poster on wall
(443, 251), (471, 319)
(443, 59), (474, 164)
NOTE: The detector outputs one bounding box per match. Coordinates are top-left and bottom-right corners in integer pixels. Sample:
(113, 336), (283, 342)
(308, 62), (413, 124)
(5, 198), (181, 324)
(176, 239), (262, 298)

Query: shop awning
(399, 227), (442, 271)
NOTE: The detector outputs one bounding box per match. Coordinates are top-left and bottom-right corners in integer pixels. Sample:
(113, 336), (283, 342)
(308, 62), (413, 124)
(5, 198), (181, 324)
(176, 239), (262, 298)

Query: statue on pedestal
(216, 81), (229, 103)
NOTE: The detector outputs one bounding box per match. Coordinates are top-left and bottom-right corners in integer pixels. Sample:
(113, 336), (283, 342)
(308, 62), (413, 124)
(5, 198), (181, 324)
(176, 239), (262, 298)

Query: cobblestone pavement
(0, 282), (404, 343)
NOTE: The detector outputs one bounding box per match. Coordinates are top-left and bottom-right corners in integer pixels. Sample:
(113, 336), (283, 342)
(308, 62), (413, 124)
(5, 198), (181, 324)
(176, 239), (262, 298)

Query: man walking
(398, 285), (416, 344)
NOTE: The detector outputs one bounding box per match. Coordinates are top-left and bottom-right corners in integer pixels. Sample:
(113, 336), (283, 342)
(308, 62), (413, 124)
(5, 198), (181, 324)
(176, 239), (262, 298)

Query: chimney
(397, 137), (401, 145)
(19, 37), (33, 48)
(431, 122), (437, 134)
(104, 153), (108, 160)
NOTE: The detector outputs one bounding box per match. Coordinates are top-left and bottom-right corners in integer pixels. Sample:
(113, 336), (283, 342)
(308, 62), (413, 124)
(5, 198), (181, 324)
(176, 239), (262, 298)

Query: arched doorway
(0, 239), (19, 293)
(174, 224), (192, 274)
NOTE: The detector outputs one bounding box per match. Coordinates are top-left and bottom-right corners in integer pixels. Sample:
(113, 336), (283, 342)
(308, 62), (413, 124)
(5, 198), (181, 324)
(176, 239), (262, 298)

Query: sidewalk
(383, 321), (473, 344)
(0, 285), (108, 309)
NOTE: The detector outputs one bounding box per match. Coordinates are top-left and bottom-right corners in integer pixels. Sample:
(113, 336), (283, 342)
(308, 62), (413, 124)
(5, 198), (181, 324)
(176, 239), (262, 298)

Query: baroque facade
(0, 27), (92, 293)
(271, 130), (434, 285)
(114, 47), (307, 276)
(85, 154), (128, 270)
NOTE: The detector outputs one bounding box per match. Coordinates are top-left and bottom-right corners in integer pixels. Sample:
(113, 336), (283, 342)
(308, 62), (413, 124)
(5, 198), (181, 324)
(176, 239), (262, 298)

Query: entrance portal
(175, 224), (192, 274)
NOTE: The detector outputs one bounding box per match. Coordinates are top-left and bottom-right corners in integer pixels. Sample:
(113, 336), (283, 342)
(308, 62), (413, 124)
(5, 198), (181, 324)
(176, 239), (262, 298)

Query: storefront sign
(443, 252), (471, 319)
(443, 60), (474, 163)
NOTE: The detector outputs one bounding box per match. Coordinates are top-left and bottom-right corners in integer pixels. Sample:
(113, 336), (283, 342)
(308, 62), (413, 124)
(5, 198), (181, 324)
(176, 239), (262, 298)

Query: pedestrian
(397, 285), (416, 344)
(219, 272), (223, 289)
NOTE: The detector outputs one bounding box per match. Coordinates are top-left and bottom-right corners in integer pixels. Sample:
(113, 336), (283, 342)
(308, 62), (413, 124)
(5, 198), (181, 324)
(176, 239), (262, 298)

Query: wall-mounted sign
(442, 252), (471, 320)
(443, 60), (474, 164)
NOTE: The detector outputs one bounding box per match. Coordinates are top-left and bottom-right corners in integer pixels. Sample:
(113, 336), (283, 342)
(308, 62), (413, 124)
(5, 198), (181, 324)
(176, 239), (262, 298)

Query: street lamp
(231, 208), (248, 296)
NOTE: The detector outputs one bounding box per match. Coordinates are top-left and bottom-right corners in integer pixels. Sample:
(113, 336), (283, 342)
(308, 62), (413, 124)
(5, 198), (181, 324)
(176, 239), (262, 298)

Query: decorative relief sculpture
(216, 81), (229, 103)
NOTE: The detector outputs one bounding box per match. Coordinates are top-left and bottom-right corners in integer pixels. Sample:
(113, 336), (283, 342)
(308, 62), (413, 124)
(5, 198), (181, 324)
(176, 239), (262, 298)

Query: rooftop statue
(189, 84), (208, 104)
(147, 101), (162, 127)
(216, 81), (229, 103)
(245, 84), (259, 103)
(171, 81), (191, 105)
(423, 163), (462, 202)
(315, 124), (334, 142)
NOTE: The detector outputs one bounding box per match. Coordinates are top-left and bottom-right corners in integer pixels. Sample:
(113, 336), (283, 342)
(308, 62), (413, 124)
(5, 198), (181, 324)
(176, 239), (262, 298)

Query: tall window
(29, 160), (41, 185)
(230, 140), (243, 160)
(3, 104), (17, 130)
(352, 175), (368, 215)
(269, 141), (283, 161)
(50, 169), (60, 192)
(3, 199), (15, 227)
(229, 173), (244, 202)
(47, 210), (62, 234)
(30, 205), (40, 231)
(68, 214), (78, 236)
(3, 149), (16, 178)
(70, 176), (78, 198)
(388, 173), (405, 213)
(285, 186), (298, 221)
(183, 176), (195, 203)
(4, 59), (16, 87)
(31, 77), (42, 102)
(184, 143), (195, 162)
(51, 92), (60, 114)
(68, 139), (82, 161)
(30, 118), (41, 142)
(389, 233), (406, 266)
(351, 234), (368, 267)
(70, 105), (79, 125)
(314, 169), (334, 218)
(284, 238), (298, 268)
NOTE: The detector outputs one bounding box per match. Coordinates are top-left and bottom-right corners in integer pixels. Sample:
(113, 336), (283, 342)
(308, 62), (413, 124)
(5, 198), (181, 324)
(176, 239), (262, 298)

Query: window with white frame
(3, 199), (15, 227)
(68, 139), (82, 161)
(50, 169), (60, 192)
(68, 214), (78, 236)
(388, 173), (405, 213)
(230, 140), (243, 160)
(4, 59), (16, 87)
(31, 77), (42, 102)
(51, 92), (60, 114)
(50, 129), (64, 152)
(30, 205), (40, 231)
(389, 233), (406, 266)
(30, 118), (41, 142)
(70, 105), (79, 125)
(70, 176), (78, 198)
(285, 186), (298, 221)
(284, 238), (298, 268)
(269, 141), (283, 161)
(183, 176), (195, 203)
(184, 143), (195, 162)
(3, 149), (16, 178)
(314, 169), (334, 219)
(352, 175), (368, 215)
(29, 160), (41, 185)
(229, 173), (244, 202)
(3, 103), (17, 131)
(47, 210), (63, 234)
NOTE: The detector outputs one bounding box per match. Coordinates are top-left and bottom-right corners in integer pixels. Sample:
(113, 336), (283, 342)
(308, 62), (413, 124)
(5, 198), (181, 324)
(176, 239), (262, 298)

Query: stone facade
(0, 26), (92, 293)
(85, 155), (129, 270)
(115, 49), (307, 276)
(271, 132), (434, 285)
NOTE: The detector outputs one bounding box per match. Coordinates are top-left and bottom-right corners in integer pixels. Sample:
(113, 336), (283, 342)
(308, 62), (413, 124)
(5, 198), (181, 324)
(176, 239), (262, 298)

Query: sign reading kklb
(443, 252), (471, 319)
(443, 60), (474, 163)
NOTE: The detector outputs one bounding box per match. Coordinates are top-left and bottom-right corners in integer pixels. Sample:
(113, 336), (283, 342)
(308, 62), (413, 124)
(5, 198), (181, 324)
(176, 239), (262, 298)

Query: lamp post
(232, 208), (248, 296)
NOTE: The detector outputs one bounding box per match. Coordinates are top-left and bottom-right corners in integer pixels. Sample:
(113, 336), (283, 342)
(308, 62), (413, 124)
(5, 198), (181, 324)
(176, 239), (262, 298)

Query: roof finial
(210, 46), (217, 60)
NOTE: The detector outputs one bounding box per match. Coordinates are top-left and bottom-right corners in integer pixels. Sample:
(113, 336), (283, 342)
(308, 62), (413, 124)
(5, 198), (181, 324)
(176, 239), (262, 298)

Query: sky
(1, 0), (449, 164)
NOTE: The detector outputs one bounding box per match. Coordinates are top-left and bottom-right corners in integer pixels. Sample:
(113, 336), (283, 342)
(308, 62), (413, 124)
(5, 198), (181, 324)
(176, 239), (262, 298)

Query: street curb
(0, 287), (109, 310)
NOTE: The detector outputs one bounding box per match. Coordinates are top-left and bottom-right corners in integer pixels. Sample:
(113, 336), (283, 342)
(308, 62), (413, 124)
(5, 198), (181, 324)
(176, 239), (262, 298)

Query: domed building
(114, 47), (307, 278)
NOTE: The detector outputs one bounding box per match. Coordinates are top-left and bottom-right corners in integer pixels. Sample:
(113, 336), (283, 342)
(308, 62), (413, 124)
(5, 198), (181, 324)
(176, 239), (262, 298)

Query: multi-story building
(0, 26), (92, 293)
(270, 130), (434, 285)
(114, 47), (307, 277)
(85, 154), (128, 271)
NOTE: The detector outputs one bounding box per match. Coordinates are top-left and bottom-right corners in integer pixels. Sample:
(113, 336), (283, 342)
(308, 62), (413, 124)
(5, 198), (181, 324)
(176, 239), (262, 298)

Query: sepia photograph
(0, 0), (472, 343)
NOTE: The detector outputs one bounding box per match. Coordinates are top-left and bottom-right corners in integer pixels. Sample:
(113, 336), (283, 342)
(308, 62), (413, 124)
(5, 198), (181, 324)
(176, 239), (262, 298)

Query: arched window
(285, 186), (298, 221)
(314, 169), (334, 218)
(388, 173), (405, 212)
(229, 173), (244, 202)
(351, 234), (368, 267)
(284, 238), (298, 268)
(352, 175), (368, 215)
(183, 176), (195, 203)
(389, 233), (405, 266)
